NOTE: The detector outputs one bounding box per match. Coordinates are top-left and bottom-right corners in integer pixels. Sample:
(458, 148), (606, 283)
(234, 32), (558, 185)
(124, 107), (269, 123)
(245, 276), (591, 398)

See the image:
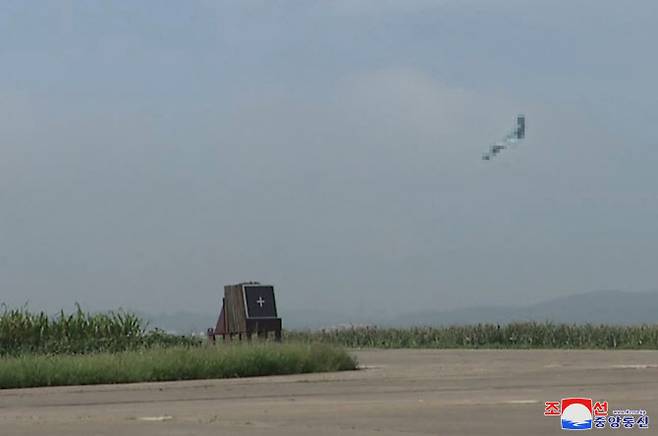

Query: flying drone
(482, 115), (526, 160)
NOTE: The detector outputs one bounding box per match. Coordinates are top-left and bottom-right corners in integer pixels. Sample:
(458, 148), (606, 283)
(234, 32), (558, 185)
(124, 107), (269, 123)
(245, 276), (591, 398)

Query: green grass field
(0, 306), (357, 389)
(5, 306), (658, 389)
(0, 343), (357, 389)
(286, 322), (658, 349)
(0, 304), (199, 356)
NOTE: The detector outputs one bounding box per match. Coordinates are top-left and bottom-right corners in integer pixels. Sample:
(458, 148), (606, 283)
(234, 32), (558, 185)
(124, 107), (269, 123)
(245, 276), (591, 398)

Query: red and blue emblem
(561, 398), (593, 430)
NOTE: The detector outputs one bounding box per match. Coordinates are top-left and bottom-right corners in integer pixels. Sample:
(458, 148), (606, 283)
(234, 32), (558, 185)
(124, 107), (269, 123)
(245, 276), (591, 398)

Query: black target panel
(243, 285), (277, 318)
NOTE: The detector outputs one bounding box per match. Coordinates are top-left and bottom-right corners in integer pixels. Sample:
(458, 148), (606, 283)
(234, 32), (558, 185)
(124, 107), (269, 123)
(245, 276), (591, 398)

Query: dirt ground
(1, 349), (657, 435)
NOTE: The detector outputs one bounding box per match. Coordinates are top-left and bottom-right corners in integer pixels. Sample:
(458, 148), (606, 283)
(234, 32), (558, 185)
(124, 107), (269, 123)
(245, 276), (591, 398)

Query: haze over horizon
(2, 1), (657, 319)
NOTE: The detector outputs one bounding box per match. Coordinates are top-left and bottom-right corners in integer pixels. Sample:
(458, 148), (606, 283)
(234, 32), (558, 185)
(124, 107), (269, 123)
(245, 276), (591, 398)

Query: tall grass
(286, 322), (658, 349)
(0, 304), (198, 356)
(0, 343), (358, 389)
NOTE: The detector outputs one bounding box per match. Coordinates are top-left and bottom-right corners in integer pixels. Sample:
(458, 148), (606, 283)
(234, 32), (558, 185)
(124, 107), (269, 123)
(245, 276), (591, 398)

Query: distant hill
(278, 308), (382, 330)
(388, 290), (658, 326)
(136, 311), (217, 334)
(138, 290), (658, 333)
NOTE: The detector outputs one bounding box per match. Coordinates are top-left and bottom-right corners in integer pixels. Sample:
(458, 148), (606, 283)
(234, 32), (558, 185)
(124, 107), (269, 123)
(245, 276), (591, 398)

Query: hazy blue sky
(1, 1), (657, 318)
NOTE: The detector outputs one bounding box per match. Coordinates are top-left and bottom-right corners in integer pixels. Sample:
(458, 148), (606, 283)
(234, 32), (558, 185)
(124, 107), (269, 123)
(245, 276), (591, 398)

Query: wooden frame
(209, 282), (282, 342)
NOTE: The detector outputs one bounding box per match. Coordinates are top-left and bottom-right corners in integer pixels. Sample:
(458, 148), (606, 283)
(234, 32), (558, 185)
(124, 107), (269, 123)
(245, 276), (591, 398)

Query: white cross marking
(256, 297), (265, 308)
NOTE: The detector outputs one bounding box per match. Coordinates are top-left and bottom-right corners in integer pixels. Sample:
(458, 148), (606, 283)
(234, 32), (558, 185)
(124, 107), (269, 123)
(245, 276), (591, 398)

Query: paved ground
(1, 349), (658, 435)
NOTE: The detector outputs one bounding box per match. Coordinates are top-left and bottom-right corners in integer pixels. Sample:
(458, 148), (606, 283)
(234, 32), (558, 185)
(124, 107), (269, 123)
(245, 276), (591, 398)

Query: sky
(1, 0), (657, 319)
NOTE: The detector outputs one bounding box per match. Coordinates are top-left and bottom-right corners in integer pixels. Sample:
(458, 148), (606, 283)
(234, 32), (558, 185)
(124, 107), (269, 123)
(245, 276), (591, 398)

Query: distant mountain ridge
(136, 311), (216, 335)
(140, 290), (658, 333)
(388, 290), (658, 326)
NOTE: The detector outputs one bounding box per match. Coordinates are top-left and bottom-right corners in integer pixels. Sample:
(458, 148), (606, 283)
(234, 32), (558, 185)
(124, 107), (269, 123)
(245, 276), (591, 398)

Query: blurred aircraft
(482, 115), (525, 160)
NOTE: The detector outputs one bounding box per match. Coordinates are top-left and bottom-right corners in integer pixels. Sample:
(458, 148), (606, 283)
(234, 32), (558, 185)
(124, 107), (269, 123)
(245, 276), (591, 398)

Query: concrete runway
(2, 349), (658, 435)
